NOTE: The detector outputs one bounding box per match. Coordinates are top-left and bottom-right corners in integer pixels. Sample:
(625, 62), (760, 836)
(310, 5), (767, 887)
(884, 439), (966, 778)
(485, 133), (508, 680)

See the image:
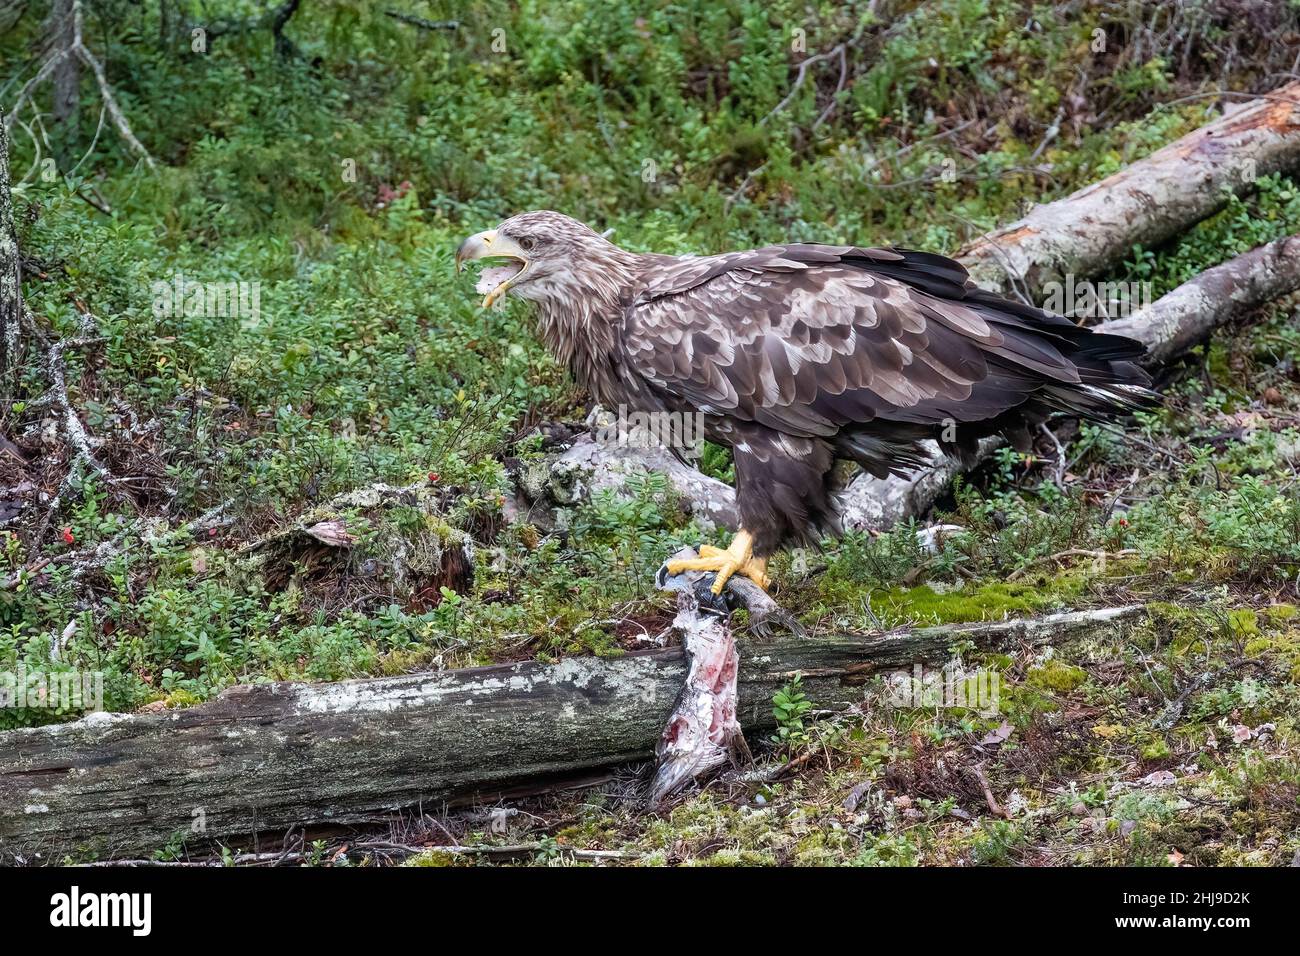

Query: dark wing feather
(621, 244), (1150, 474)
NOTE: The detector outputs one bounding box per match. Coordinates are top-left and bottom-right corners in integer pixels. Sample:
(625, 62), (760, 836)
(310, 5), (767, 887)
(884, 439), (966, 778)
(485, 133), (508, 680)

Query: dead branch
(384, 10), (459, 32)
(189, 0), (303, 58)
(0, 499), (232, 591)
(5, 0), (156, 168)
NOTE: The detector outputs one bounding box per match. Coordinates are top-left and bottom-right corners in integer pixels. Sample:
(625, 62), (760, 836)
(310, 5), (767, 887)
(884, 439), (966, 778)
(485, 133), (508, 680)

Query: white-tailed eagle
(457, 211), (1152, 593)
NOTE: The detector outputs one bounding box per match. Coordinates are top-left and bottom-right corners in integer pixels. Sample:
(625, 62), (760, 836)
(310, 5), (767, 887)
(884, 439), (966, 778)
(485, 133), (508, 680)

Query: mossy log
(0, 604), (1142, 858)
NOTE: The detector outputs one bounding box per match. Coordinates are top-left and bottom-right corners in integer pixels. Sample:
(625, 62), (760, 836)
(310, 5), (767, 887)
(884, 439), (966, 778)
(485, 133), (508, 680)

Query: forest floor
(2, 1), (1299, 865)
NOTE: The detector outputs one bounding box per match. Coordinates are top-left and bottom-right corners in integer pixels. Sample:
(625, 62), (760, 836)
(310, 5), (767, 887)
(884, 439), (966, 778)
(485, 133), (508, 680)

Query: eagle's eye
(518, 236), (537, 253)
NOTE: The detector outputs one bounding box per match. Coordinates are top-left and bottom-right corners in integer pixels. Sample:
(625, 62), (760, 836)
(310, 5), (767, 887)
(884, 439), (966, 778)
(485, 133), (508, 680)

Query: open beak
(455, 229), (530, 308)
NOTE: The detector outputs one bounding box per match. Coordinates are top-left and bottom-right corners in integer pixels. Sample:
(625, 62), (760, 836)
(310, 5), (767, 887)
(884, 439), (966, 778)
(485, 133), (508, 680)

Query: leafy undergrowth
(4, 0), (1300, 863)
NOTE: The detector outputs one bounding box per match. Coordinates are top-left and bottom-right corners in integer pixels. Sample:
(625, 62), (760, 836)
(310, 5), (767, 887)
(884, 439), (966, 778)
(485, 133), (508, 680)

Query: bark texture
(0, 105), (22, 381)
(50, 0), (81, 149)
(547, 428), (740, 532)
(0, 605), (1142, 857)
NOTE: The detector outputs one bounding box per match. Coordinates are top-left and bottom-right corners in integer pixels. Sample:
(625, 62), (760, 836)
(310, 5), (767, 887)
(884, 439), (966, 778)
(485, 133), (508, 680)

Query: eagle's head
(455, 210), (638, 310)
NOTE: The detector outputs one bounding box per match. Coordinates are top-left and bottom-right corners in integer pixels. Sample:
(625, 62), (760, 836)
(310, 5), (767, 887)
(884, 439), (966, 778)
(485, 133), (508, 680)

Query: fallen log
(958, 82), (1300, 295)
(536, 84), (1300, 532)
(1098, 233), (1300, 363)
(0, 603), (1144, 858)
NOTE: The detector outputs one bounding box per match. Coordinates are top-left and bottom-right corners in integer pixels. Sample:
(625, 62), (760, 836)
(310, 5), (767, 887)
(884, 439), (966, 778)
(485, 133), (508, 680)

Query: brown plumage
(457, 211), (1153, 585)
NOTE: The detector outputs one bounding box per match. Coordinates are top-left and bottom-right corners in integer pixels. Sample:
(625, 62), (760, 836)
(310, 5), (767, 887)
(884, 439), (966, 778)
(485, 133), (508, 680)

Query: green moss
(403, 849), (471, 867)
(1091, 722), (1130, 740)
(1228, 609), (1261, 637)
(160, 689), (203, 709)
(868, 580), (1077, 626)
(1263, 604), (1299, 624)
(1027, 660), (1088, 693)
(1141, 738), (1172, 761)
(988, 679), (1057, 722)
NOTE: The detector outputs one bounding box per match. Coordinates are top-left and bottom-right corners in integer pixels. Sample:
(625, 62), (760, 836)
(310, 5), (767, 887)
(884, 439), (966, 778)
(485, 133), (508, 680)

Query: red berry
(428, 472), (440, 482)
(61, 527), (75, 545)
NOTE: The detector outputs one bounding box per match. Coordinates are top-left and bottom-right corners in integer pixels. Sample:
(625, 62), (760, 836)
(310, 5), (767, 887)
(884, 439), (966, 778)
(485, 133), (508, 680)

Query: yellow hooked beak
(454, 229), (530, 309)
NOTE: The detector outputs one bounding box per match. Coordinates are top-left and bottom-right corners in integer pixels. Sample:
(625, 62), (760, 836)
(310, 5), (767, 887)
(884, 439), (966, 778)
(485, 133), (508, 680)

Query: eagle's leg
(664, 529), (770, 595)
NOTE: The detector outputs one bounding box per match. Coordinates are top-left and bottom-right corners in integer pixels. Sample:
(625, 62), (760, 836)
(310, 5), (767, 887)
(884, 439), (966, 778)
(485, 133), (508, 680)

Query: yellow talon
(666, 530), (771, 594)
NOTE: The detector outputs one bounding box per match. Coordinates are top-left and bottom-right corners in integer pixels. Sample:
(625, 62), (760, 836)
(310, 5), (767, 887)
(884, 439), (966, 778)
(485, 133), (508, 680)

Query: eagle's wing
(620, 244), (1145, 462)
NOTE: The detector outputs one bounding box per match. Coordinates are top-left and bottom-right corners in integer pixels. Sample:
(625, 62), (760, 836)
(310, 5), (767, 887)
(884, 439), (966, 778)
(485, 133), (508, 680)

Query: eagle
(457, 211), (1152, 594)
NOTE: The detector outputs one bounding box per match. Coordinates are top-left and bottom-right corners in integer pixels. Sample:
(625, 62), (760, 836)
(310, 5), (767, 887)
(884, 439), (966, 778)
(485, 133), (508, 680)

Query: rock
(544, 431), (739, 532)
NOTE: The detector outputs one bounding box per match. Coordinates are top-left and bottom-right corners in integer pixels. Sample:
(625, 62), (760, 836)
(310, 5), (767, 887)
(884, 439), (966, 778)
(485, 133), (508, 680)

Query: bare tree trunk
(158, 0), (169, 50)
(6, 0), (156, 169)
(0, 106), (23, 383)
(49, 0), (80, 158)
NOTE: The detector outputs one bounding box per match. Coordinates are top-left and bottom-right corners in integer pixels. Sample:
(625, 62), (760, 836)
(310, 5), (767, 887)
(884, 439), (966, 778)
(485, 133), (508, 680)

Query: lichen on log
(0, 603), (1143, 858)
